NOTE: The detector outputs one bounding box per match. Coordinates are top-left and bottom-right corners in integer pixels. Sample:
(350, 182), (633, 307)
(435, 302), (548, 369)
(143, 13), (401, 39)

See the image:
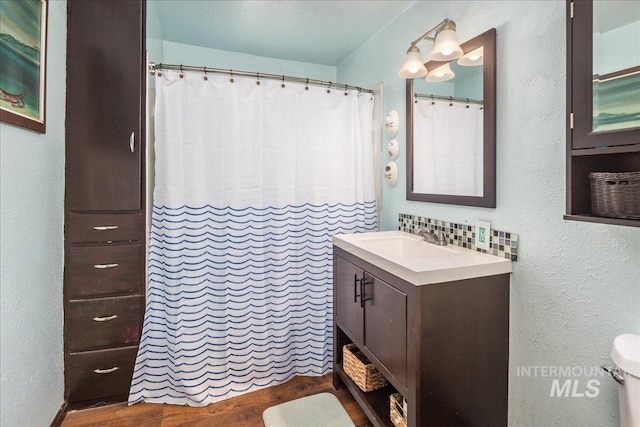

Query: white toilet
(609, 334), (640, 427)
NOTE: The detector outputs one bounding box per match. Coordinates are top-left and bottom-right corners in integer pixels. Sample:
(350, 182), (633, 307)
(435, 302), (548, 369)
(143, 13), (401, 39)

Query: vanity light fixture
(398, 18), (463, 79)
(425, 62), (455, 82)
(458, 46), (484, 66)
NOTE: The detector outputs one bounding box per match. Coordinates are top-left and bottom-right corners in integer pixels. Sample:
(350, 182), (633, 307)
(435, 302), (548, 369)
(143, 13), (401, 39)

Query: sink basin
(333, 230), (512, 285)
(358, 234), (459, 259)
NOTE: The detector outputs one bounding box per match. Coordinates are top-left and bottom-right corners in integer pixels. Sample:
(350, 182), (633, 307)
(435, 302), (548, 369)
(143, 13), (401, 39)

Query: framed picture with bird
(0, 0), (47, 133)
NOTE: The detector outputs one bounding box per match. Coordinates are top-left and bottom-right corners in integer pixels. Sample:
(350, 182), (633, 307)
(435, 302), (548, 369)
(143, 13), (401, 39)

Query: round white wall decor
(385, 110), (400, 137)
(388, 139), (399, 159)
(385, 161), (398, 187)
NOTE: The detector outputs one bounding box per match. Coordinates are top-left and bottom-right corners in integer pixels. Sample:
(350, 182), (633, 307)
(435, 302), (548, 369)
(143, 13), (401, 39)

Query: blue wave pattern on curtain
(129, 70), (376, 406)
(129, 201), (376, 405)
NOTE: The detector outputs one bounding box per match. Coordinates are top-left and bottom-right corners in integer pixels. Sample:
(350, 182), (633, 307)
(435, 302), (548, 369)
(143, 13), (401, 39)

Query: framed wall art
(0, 0), (48, 133)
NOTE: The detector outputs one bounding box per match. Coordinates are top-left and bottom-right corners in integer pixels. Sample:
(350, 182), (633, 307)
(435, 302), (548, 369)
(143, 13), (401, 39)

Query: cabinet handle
(130, 132), (135, 153)
(353, 274), (360, 303)
(93, 225), (119, 231)
(93, 314), (118, 322)
(360, 276), (373, 308)
(93, 263), (119, 269)
(94, 367), (119, 374)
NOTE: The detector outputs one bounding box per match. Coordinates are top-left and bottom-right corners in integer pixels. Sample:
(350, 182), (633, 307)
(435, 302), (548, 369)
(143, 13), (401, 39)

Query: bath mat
(262, 392), (356, 427)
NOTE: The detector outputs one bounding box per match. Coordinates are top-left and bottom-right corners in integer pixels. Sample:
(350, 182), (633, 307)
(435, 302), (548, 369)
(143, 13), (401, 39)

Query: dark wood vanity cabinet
(335, 257), (408, 386)
(333, 246), (510, 427)
(64, 0), (146, 405)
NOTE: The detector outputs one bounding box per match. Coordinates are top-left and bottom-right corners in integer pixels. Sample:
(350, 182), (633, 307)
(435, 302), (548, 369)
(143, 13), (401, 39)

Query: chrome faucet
(416, 226), (448, 246)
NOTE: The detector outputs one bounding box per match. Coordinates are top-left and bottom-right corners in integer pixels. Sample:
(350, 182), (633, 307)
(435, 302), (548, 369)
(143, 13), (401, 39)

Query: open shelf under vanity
(334, 363), (396, 427)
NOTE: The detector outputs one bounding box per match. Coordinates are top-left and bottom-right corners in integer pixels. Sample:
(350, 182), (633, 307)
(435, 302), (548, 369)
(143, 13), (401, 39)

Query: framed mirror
(406, 28), (496, 207)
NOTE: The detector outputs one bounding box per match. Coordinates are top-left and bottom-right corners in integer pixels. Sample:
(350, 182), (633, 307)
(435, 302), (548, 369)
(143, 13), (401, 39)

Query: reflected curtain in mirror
(413, 99), (483, 196)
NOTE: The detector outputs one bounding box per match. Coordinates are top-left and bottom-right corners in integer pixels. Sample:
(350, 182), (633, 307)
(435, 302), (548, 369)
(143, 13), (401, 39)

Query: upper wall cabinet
(566, 0), (640, 227)
(66, 0), (145, 211)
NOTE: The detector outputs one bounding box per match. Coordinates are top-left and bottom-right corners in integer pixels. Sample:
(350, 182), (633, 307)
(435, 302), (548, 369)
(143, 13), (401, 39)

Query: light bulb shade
(398, 45), (427, 78)
(425, 62), (455, 82)
(428, 28), (463, 61)
(458, 46), (484, 66)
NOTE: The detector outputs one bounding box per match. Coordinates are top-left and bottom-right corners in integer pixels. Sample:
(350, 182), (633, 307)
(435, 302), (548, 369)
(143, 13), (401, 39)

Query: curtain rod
(149, 62), (374, 94)
(414, 93), (483, 106)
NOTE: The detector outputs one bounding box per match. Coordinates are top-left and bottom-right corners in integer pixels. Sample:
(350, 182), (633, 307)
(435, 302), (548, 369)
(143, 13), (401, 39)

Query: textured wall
(338, 1), (640, 425)
(0, 1), (66, 425)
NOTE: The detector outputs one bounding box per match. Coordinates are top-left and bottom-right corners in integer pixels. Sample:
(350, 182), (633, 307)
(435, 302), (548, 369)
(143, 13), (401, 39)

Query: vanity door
(363, 274), (407, 386)
(334, 257), (364, 344)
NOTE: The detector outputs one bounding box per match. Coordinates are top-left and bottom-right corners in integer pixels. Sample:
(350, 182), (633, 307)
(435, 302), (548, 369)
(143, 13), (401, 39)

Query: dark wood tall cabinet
(64, 0), (146, 405)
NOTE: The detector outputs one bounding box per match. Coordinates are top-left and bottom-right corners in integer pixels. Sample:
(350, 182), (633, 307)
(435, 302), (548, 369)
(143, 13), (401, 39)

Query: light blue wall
(147, 0), (164, 64)
(338, 1), (640, 426)
(594, 20), (640, 75)
(162, 40), (337, 82)
(0, 1), (66, 425)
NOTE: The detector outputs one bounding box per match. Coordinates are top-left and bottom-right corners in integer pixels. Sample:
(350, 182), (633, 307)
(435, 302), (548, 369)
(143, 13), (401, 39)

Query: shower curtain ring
(203, 67), (208, 81)
(179, 64), (184, 79)
(281, 74), (285, 88)
(466, 97), (470, 108)
(256, 72), (261, 85)
(327, 82), (332, 94)
(305, 78), (309, 91)
(230, 69), (234, 83)
(344, 84), (349, 96)
(449, 96), (453, 106)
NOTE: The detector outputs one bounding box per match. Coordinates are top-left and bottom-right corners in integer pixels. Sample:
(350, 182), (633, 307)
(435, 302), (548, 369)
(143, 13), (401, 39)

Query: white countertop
(333, 230), (512, 286)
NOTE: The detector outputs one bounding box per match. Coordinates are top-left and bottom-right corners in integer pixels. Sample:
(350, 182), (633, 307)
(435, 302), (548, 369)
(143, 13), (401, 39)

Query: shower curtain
(413, 99), (483, 196)
(128, 70), (376, 406)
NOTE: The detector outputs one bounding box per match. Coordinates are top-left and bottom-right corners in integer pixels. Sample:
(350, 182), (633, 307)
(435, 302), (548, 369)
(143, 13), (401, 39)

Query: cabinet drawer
(67, 244), (143, 297)
(67, 296), (143, 352)
(68, 213), (142, 243)
(66, 346), (138, 403)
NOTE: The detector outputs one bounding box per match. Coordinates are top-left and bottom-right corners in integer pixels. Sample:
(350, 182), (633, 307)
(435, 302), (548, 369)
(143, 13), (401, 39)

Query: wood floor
(61, 374), (372, 427)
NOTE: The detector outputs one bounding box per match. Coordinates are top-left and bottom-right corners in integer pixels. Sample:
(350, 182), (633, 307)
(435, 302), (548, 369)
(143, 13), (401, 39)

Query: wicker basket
(390, 393), (407, 427)
(342, 344), (388, 392)
(590, 172), (640, 219)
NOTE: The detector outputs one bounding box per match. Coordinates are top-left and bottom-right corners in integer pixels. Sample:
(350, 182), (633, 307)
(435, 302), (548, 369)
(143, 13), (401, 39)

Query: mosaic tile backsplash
(398, 213), (519, 261)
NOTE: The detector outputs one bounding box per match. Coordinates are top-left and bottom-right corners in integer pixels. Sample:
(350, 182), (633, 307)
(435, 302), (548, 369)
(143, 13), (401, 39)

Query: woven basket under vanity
(590, 171), (640, 219)
(390, 393), (407, 427)
(342, 343), (388, 392)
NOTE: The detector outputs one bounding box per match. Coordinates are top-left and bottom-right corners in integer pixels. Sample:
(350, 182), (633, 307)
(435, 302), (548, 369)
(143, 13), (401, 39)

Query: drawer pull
(93, 314), (118, 322)
(93, 225), (119, 231)
(94, 367), (119, 374)
(93, 263), (119, 269)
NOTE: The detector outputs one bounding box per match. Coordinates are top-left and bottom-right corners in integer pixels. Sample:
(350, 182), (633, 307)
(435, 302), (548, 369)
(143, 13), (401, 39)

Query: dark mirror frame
(406, 28), (496, 208)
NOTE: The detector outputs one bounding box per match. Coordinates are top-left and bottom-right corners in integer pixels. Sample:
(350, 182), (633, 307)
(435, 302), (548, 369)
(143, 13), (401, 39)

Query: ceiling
(152, 0), (416, 66)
